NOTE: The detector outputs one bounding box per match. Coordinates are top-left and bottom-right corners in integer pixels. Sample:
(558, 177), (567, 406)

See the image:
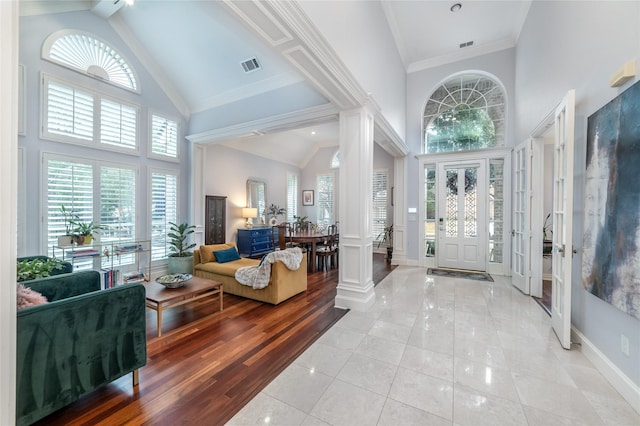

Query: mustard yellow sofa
(193, 243), (307, 305)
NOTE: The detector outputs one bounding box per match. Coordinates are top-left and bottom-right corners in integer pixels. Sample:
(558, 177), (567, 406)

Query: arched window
(423, 74), (504, 153)
(331, 150), (340, 168)
(43, 30), (138, 92)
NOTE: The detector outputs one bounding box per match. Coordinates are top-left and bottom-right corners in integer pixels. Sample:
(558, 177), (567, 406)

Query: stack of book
(114, 244), (143, 254)
(101, 268), (120, 289)
(123, 271), (146, 283)
(67, 248), (100, 258)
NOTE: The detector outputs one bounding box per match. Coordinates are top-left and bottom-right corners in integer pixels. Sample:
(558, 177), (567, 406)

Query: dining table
(279, 229), (330, 273)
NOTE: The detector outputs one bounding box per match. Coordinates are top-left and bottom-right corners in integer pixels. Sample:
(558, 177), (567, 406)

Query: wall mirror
(246, 179), (266, 224)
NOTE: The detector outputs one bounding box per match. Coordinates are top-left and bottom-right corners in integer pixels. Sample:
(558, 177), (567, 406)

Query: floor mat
(427, 268), (494, 282)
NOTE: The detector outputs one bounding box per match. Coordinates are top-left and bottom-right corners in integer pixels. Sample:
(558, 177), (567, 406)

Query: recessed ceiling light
(450, 3), (462, 12)
(311, 131), (316, 135)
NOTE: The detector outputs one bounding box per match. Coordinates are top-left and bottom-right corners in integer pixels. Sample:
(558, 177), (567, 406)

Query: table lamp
(242, 207), (258, 228)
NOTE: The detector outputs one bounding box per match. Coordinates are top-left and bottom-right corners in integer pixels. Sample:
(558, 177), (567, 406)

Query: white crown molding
(191, 72), (304, 113)
(374, 112), (408, 158)
(185, 103), (338, 144)
(19, 0), (91, 16)
(380, 0), (409, 70)
(407, 37), (516, 74)
(108, 14), (191, 119)
(221, 0), (369, 111)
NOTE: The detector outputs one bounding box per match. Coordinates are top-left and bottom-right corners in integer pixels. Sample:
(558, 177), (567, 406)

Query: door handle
(558, 245), (566, 257)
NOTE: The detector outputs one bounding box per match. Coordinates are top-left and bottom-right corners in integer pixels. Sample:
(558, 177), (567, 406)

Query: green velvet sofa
(17, 271), (147, 426)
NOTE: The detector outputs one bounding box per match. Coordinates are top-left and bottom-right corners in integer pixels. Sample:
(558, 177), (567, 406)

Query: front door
(512, 139), (532, 294)
(437, 161), (487, 271)
(551, 90), (576, 349)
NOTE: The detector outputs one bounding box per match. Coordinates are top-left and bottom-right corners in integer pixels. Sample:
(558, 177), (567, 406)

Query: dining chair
(316, 225), (338, 271)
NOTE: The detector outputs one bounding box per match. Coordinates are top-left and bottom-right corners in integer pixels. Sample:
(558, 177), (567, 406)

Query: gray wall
(18, 11), (188, 257)
(515, 1), (640, 386)
(201, 144), (300, 244)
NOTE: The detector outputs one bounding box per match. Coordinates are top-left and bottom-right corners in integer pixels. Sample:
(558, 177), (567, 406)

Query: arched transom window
(43, 30), (138, 92)
(423, 74), (504, 153)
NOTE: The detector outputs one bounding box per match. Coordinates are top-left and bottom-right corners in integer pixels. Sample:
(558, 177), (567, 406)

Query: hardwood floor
(33, 254), (395, 426)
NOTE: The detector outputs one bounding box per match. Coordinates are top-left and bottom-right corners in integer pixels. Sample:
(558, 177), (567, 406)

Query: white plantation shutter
(287, 173), (298, 222)
(46, 157), (94, 269)
(151, 114), (178, 158)
(372, 170), (388, 242)
(317, 174), (334, 226)
(151, 172), (178, 261)
(100, 166), (136, 268)
(100, 98), (137, 149)
(45, 79), (93, 141)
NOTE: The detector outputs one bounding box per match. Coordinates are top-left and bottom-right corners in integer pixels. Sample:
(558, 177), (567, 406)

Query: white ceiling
(21, 0), (532, 166)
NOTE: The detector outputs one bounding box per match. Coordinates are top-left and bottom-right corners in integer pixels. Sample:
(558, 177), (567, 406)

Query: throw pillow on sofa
(17, 284), (48, 309)
(213, 247), (241, 263)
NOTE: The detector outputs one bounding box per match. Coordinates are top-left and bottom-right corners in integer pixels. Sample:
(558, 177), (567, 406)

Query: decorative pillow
(199, 243), (235, 263)
(17, 284), (48, 310)
(213, 247), (241, 263)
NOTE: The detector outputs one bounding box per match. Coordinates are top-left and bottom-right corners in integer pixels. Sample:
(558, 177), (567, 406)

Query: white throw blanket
(235, 247), (303, 289)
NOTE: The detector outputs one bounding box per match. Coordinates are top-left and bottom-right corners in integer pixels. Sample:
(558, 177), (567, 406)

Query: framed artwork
(302, 190), (314, 206)
(582, 80), (640, 320)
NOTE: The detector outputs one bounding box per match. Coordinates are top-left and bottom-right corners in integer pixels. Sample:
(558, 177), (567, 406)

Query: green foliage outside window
(426, 104), (496, 153)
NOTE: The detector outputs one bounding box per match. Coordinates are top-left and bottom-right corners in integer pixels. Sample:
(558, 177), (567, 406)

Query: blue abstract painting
(582, 81), (640, 320)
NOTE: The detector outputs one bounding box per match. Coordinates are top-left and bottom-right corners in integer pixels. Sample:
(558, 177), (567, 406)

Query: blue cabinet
(237, 227), (276, 257)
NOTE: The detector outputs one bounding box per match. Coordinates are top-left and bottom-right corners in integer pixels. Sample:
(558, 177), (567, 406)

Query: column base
(335, 280), (375, 311)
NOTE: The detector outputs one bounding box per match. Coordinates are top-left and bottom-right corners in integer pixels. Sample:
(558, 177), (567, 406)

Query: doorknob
(558, 245), (566, 257)
(511, 229), (515, 237)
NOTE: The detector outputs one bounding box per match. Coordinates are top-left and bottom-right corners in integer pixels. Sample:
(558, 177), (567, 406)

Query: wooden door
(205, 196), (226, 244)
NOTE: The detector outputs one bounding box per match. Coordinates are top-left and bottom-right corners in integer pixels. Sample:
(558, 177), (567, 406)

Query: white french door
(551, 90), (576, 349)
(437, 161), (487, 271)
(512, 139), (531, 294)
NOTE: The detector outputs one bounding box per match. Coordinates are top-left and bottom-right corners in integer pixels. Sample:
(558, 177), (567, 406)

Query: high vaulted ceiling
(21, 0), (532, 166)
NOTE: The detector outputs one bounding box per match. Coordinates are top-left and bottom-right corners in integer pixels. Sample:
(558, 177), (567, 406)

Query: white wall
(515, 1), (640, 387)
(404, 48), (516, 260)
(19, 11), (189, 256)
(299, 0), (407, 140)
(201, 144), (300, 244)
(300, 146), (339, 222)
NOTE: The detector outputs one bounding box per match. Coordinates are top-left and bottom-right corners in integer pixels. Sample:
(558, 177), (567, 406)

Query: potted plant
(543, 213), (553, 254)
(293, 215), (309, 231)
(267, 204), (286, 226)
(57, 204), (75, 246)
(17, 258), (64, 282)
(167, 221), (196, 274)
(376, 224), (394, 262)
(70, 218), (104, 245)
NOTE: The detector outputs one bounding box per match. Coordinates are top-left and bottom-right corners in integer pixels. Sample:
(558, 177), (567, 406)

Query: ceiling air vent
(459, 40), (474, 48)
(241, 57), (261, 73)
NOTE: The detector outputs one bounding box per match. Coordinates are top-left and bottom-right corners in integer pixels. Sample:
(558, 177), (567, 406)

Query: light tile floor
(228, 266), (640, 426)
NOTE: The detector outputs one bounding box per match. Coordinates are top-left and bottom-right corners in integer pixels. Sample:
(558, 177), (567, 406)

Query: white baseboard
(571, 326), (640, 415)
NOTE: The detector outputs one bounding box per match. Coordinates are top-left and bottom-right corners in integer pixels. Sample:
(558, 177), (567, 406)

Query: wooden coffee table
(145, 276), (223, 337)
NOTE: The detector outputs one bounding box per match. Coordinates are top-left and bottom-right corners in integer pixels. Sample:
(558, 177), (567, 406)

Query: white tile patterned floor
(227, 266), (640, 426)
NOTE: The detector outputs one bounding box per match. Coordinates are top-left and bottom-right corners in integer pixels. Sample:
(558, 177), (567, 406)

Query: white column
(335, 105), (376, 311)
(391, 156), (408, 265)
(0, 1), (19, 424)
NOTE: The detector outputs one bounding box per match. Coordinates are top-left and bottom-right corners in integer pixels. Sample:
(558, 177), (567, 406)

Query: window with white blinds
(150, 113), (179, 159)
(42, 75), (139, 152)
(286, 173), (298, 222)
(151, 171), (178, 261)
(372, 170), (388, 242)
(100, 98), (137, 149)
(316, 173), (334, 227)
(45, 155), (138, 270)
(100, 166), (136, 268)
(45, 79), (94, 142)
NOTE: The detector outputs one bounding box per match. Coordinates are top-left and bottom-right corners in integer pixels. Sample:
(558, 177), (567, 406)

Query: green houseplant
(167, 221), (196, 274)
(293, 215), (309, 231)
(70, 218), (104, 245)
(57, 204), (75, 246)
(267, 204), (286, 226)
(17, 258), (65, 282)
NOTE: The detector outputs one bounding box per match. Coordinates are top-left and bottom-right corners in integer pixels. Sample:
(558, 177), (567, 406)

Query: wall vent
(241, 57), (261, 73)
(459, 40), (474, 48)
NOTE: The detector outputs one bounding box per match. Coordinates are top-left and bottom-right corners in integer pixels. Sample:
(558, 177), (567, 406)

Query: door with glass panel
(437, 162), (487, 271)
(512, 140), (531, 294)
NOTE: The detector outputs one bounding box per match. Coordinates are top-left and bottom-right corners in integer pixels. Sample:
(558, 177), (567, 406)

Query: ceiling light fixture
(311, 131), (316, 135)
(450, 3), (462, 12)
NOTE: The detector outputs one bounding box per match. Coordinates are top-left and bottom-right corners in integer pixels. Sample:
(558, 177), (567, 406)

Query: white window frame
(372, 168), (388, 245)
(286, 172), (298, 222)
(42, 153), (139, 266)
(149, 168), (180, 263)
(316, 172), (335, 227)
(148, 110), (180, 162)
(41, 73), (140, 154)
